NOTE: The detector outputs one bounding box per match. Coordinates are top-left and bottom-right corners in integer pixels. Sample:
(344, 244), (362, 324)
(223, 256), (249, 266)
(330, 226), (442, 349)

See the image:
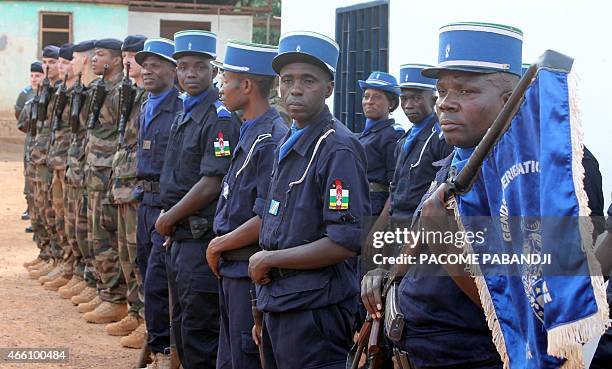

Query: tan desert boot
(146, 352), (173, 369)
(29, 262), (54, 279)
(71, 286), (97, 305)
(78, 295), (102, 313)
(23, 257), (42, 268)
(38, 264), (63, 284)
(83, 302), (128, 324)
(43, 275), (70, 291)
(104, 314), (142, 336)
(59, 280), (86, 299)
(119, 322), (146, 349)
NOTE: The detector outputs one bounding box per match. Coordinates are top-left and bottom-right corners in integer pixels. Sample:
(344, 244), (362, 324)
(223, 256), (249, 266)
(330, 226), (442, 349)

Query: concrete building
(280, 0), (611, 209)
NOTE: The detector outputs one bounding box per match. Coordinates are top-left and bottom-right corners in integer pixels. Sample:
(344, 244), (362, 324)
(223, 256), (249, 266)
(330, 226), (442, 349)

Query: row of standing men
(17, 21), (610, 369)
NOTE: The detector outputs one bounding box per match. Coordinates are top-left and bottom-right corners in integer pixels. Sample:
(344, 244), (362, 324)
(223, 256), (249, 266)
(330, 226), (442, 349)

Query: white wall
(128, 11), (253, 60)
(281, 0), (612, 209)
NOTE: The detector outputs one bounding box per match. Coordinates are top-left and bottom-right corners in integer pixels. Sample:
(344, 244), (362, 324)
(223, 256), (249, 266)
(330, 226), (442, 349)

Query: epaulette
(214, 100), (232, 119)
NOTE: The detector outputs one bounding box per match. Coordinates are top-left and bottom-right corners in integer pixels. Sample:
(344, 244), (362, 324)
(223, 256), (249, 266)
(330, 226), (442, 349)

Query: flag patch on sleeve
(214, 131), (231, 157)
(328, 179), (349, 210)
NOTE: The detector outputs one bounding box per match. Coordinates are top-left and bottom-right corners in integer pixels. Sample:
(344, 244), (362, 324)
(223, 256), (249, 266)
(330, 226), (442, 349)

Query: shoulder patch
(214, 100), (232, 119)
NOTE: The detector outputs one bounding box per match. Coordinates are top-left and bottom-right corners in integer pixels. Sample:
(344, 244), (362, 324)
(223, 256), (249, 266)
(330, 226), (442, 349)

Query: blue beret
(399, 64), (436, 90)
(30, 61), (43, 73)
(272, 31), (339, 79)
(122, 34), (147, 52)
(358, 71), (400, 96)
(136, 38), (176, 65)
(42, 45), (60, 59)
(422, 22), (523, 78)
(94, 38), (123, 51)
(73, 40), (96, 52)
(173, 30), (217, 59)
(59, 43), (74, 60)
(211, 40), (277, 76)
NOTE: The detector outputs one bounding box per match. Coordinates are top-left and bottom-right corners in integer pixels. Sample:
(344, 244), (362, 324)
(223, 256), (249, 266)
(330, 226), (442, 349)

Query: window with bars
(334, 0), (389, 133)
(39, 12), (72, 54)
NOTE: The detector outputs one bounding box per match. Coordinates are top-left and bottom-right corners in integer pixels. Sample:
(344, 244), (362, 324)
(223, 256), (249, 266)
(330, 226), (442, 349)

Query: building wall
(128, 11), (253, 60)
(0, 1), (129, 124)
(281, 0), (612, 210)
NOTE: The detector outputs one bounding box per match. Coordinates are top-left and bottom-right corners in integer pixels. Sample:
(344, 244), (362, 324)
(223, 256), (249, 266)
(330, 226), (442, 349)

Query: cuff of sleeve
(253, 197), (265, 218)
(326, 224), (362, 254)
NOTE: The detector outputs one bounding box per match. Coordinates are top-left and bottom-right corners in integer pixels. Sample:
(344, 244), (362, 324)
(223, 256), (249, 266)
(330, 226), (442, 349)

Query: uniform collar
(105, 71), (124, 88)
(181, 87), (218, 125)
(408, 114), (437, 140)
(155, 87), (179, 113)
(290, 105), (333, 157)
(236, 107), (280, 153)
(361, 118), (395, 136)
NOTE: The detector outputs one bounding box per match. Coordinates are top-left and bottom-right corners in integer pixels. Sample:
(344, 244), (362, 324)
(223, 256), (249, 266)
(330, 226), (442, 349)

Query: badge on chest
(143, 140), (152, 150)
(268, 199), (280, 216)
(214, 131), (231, 157)
(329, 179), (349, 210)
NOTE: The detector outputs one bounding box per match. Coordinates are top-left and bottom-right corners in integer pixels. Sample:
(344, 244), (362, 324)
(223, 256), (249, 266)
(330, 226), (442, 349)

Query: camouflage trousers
(24, 164), (39, 250)
(65, 185), (97, 286)
(87, 190), (127, 303)
(118, 201), (144, 316)
(32, 165), (62, 260)
(51, 168), (73, 277)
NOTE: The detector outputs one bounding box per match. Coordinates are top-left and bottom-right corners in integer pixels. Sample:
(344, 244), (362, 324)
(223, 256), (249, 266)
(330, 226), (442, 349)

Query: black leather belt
(142, 180), (160, 193)
(221, 244), (262, 261)
(369, 182), (390, 193)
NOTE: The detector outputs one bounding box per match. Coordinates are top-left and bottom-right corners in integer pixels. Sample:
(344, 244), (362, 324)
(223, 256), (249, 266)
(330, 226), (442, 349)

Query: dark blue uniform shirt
(390, 115), (453, 217)
(136, 87), (182, 207)
(213, 107), (288, 278)
(257, 106), (371, 313)
(358, 118), (404, 215)
(160, 87), (241, 237)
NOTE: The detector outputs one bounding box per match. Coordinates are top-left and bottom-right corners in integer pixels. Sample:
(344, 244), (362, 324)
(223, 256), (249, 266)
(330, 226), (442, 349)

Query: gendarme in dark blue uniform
(357, 71), (405, 216)
(134, 38), (183, 358)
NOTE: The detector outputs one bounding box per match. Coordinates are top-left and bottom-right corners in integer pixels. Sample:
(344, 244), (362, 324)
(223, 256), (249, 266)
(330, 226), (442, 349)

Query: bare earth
(0, 139), (138, 368)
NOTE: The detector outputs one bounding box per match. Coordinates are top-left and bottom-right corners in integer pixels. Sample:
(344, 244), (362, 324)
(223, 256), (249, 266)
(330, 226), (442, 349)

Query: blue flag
(452, 68), (608, 369)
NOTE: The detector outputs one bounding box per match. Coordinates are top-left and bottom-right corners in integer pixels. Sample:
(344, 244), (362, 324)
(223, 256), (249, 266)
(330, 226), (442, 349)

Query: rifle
(50, 74), (69, 147)
(38, 65), (52, 123)
(69, 73), (85, 134)
(251, 290), (265, 368)
(118, 61), (136, 146)
(86, 64), (109, 130)
(29, 86), (41, 138)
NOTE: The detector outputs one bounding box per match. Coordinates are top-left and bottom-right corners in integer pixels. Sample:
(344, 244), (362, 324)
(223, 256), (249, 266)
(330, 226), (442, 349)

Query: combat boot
(146, 352), (173, 369)
(71, 286), (96, 305)
(43, 275), (70, 291)
(83, 302), (127, 324)
(38, 264), (63, 284)
(104, 314), (142, 336)
(59, 280), (86, 299)
(78, 295), (102, 313)
(60, 276), (81, 290)
(119, 322), (146, 349)
(29, 262), (54, 279)
(27, 259), (48, 271)
(23, 257), (42, 268)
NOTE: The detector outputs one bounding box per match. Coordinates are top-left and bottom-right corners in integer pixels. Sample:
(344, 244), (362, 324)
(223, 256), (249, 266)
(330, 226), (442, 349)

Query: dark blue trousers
(261, 297), (356, 369)
(217, 275), (261, 369)
(137, 203), (171, 354)
(166, 237), (219, 369)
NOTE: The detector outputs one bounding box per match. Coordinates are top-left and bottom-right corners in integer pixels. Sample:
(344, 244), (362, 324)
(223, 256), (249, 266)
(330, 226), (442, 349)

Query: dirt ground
(0, 139), (139, 368)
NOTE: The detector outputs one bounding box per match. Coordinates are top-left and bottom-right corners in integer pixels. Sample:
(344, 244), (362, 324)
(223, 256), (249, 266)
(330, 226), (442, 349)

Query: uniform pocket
(190, 272), (218, 294)
(100, 195), (117, 232)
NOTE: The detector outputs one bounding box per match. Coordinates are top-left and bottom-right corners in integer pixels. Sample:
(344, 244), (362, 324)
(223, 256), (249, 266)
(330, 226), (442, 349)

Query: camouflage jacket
(85, 72), (122, 192)
(65, 82), (93, 188)
(47, 85), (73, 170)
(29, 85), (57, 167)
(111, 86), (146, 204)
(17, 100), (33, 163)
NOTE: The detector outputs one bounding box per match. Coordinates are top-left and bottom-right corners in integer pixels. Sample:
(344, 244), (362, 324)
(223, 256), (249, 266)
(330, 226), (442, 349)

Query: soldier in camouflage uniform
(28, 45), (64, 281)
(65, 40), (101, 308)
(105, 35), (147, 345)
(82, 38), (129, 324)
(44, 43), (79, 292)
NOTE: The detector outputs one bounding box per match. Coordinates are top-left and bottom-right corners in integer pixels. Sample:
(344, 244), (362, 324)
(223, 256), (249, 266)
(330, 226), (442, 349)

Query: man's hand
(360, 268), (387, 320)
(422, 182), (450, 218)
(155, 209), (176, 237)
(252, 324), (261, 346)
(206, 236), (225, 279)
(248, 250), (273, 285)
